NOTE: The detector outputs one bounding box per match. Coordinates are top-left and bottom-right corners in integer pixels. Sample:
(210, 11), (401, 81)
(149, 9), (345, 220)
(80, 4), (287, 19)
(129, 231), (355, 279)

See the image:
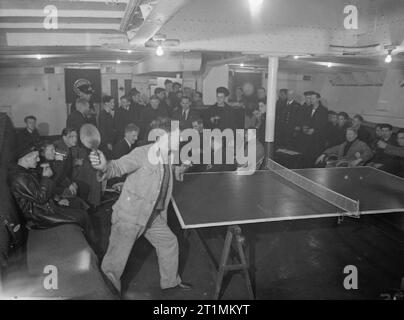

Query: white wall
(0, 70), (66, 135)
(260, 67), (404, 127)
(182, 71), (198, 90)
(319, 68), (404, 127)
(3, 63), (404, 136)
(202, 65), (229, 105)
(101, 65), (151, 97)
(132, 75), (155, 96)
(0, 66), (156, 135)
(263, 71), (319, 103)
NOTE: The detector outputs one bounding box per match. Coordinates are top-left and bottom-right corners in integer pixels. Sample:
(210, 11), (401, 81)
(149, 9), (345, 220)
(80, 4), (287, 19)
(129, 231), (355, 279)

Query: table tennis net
(266, 159), (360, 215)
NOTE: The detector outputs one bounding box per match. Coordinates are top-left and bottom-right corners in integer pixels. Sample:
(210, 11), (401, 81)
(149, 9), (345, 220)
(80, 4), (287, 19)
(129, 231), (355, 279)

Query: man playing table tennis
(89, 117), (191, 294)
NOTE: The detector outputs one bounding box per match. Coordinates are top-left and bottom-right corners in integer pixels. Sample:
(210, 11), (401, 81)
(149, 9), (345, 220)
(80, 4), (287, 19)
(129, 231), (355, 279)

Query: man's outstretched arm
(90, 148), (143, 181)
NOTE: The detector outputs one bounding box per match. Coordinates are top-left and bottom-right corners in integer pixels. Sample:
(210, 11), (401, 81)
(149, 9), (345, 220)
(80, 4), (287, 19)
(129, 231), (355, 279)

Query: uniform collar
(124, 138), (132, 148)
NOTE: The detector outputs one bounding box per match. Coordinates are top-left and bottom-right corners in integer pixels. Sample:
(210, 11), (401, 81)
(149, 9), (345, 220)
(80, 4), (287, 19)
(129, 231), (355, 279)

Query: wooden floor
(119, 207), (404, 299)
(2, 205), (404, 300)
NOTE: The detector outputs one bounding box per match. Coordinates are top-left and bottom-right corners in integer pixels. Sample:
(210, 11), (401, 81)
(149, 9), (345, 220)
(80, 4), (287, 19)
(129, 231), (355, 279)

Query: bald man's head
(242, 83), (255, 97)
(287, 89), (295, 101)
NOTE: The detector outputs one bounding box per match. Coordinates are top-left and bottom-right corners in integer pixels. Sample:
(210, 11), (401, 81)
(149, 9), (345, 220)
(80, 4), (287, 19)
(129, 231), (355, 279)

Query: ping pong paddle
(80, 123), (101, 165)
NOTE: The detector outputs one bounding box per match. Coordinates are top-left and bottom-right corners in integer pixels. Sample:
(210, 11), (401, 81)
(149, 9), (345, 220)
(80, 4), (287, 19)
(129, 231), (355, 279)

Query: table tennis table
(172, 164), (404, 299)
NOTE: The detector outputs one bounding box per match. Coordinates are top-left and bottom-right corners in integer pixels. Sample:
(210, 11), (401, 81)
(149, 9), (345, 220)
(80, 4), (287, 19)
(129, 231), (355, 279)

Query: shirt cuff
(96, 163), (110, 182)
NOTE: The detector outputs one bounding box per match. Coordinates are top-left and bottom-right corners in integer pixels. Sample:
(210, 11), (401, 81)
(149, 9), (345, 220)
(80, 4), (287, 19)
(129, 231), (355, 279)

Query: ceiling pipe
(206, 55), (256, 67)
(120, 0), (143, 32)
(128, 0), (191, 47)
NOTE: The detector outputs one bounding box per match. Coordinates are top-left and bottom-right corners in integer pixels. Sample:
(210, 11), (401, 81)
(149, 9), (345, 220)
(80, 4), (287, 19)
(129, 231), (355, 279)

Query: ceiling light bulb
(116, 59), (121, 64)
(293, 55), (299, 59)
(36, 54), (42, 60)
(249, 0), (263, 12)
(127, 50), (132, 54)
(327, 62), (332, 68)
(240, 63), (245, 67)
(156, 45), (164, 56)
(385, 54), (392, 63)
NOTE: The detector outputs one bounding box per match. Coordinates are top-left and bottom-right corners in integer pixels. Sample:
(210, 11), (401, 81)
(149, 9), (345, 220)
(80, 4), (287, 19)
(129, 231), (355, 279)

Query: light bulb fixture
(127, 49), (132, 54)
(240, 63), (245, 67)
(36, 54), (42, 60)
(249, 0), (263, 6)
(248, 0), (263, 14)
(156, 45), (164, 56)
(327, 62), (332, 68)
(116, 59), (121, 64)
(293, 55), (299, 59)
(385, 50), (392, 63)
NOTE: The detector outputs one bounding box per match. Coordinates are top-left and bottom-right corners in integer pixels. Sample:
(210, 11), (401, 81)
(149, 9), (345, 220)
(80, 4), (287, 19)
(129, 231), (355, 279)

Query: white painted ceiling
(0, 0), (404, 71)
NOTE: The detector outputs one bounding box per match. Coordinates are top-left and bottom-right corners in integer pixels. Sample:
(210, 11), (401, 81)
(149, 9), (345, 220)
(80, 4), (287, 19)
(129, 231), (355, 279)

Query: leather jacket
(9, 165), (84, 229)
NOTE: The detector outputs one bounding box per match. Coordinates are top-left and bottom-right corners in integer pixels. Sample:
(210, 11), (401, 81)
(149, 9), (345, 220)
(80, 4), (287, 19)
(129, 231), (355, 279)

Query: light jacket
(323, 139), (373, 163)
(97, 143), (173, 226)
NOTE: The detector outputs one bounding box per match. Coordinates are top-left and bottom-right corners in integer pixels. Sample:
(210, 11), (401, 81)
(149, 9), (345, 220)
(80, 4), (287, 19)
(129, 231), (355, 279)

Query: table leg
(213, 227), (232, 299)
(233, 227), (254, 300)
(213, 226), (255, 300)
(194, 225), (255, 300)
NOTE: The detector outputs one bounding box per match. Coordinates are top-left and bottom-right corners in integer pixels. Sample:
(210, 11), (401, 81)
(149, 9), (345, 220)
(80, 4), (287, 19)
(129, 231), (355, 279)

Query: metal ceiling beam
(206, 55), (255, 67)
(0, 0), (127, 11)
(128, 0), (191, 47)
(132, 51), (202, 74)
(0, 23), (121, 30)
(0, 9), (124, 18)
(6, 32), (127, 46)
(119, 0), (143, 32)
(58, 0), (130, 3)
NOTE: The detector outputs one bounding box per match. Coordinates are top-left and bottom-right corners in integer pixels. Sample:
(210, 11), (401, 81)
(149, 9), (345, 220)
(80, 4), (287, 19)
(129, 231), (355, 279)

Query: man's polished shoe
(163, 282), (193, 291)
(177, 282), (193, 290)
(102, 271), (122, 297)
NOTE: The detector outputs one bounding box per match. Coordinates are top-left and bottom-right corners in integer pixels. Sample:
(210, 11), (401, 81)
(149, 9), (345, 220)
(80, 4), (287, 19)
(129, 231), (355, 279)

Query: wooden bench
(26, 224), (116, 299)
